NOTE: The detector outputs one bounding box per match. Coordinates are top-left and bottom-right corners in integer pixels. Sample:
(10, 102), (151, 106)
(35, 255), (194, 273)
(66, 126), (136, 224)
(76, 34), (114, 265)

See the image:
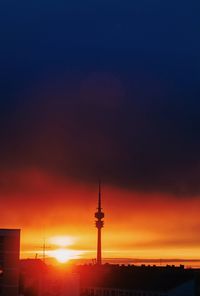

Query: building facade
(0, 229), (20, 296)
(78, 265), (196, 296)
(81, 279), (195, 296)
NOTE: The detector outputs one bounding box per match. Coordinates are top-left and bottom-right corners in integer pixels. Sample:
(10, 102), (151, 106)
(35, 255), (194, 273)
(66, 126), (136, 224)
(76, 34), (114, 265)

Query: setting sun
(48, 248), (83, 264)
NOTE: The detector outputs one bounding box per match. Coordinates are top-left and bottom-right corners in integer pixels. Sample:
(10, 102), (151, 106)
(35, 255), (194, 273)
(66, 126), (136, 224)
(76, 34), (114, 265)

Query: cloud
(0, 70), (200, 196)
(0, 1), (200, 196)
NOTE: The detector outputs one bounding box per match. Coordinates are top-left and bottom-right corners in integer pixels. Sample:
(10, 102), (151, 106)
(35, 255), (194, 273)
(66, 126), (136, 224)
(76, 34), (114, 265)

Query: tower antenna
(42, 230), (46, 263)
(98, 180), (101, 210)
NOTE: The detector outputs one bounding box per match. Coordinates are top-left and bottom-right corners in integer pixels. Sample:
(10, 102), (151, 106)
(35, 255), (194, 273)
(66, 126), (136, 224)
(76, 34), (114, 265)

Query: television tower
(95, 181), (104, 265)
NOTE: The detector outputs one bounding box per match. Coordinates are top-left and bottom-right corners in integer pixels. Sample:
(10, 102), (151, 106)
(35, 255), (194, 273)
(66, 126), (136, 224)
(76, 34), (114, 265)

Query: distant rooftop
(77, 264), (195, 292)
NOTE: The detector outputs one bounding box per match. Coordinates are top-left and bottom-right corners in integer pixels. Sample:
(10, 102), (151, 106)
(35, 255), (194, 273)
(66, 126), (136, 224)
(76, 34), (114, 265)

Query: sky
(0, 0), (200, 262)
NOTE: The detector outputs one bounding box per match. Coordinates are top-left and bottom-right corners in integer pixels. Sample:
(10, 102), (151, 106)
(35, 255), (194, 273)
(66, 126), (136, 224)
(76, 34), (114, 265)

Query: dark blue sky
(0, 0), (200, 195)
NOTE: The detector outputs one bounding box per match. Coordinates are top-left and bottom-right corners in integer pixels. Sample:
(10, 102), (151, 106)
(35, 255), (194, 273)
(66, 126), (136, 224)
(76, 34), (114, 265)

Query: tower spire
(98, 180), (101, 210)
(95, 180), (104, 265)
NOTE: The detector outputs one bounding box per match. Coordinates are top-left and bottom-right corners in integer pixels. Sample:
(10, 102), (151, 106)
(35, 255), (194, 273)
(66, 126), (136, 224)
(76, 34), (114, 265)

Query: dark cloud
(0, 0), (200, 195)
(113, 237), (200, 249)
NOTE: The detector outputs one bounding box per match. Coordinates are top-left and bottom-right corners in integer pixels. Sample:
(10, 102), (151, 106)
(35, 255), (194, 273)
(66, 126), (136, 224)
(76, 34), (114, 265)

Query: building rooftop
(77, 264), (195, 292)
(0, 229), (20, 235)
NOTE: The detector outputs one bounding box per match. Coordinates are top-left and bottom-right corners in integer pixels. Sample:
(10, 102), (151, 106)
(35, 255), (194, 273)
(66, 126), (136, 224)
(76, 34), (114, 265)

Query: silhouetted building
(77, 264), (196, 296)
(58, 273), (80, 296)
(0, 229), (20, 296)
(95, 182), (104, 265)
(20, 259), (80, 296)
(20, 259), (47, 296)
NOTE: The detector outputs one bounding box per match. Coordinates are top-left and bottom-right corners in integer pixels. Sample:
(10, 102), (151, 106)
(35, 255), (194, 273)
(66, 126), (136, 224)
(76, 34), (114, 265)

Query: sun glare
(49, 248), (81, 264)
(48, 236), (75, 247)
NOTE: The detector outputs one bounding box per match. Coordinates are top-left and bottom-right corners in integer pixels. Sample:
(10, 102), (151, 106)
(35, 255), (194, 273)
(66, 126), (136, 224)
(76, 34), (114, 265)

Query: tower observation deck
(95, 181), (104, 265)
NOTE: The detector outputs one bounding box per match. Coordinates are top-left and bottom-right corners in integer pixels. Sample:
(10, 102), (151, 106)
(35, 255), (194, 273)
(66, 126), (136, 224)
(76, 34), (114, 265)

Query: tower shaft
(97, 227), (101, 265)
(95, 181), (104, 265)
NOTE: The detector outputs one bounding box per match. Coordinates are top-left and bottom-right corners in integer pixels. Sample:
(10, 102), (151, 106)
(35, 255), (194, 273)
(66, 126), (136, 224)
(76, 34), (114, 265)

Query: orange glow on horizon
(1, 168), (200, 264)
(48, 236), (75, 247)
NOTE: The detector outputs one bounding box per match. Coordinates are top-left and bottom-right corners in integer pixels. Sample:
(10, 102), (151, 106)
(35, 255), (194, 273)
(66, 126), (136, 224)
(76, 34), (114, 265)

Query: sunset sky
(0, 0), (200, 263)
